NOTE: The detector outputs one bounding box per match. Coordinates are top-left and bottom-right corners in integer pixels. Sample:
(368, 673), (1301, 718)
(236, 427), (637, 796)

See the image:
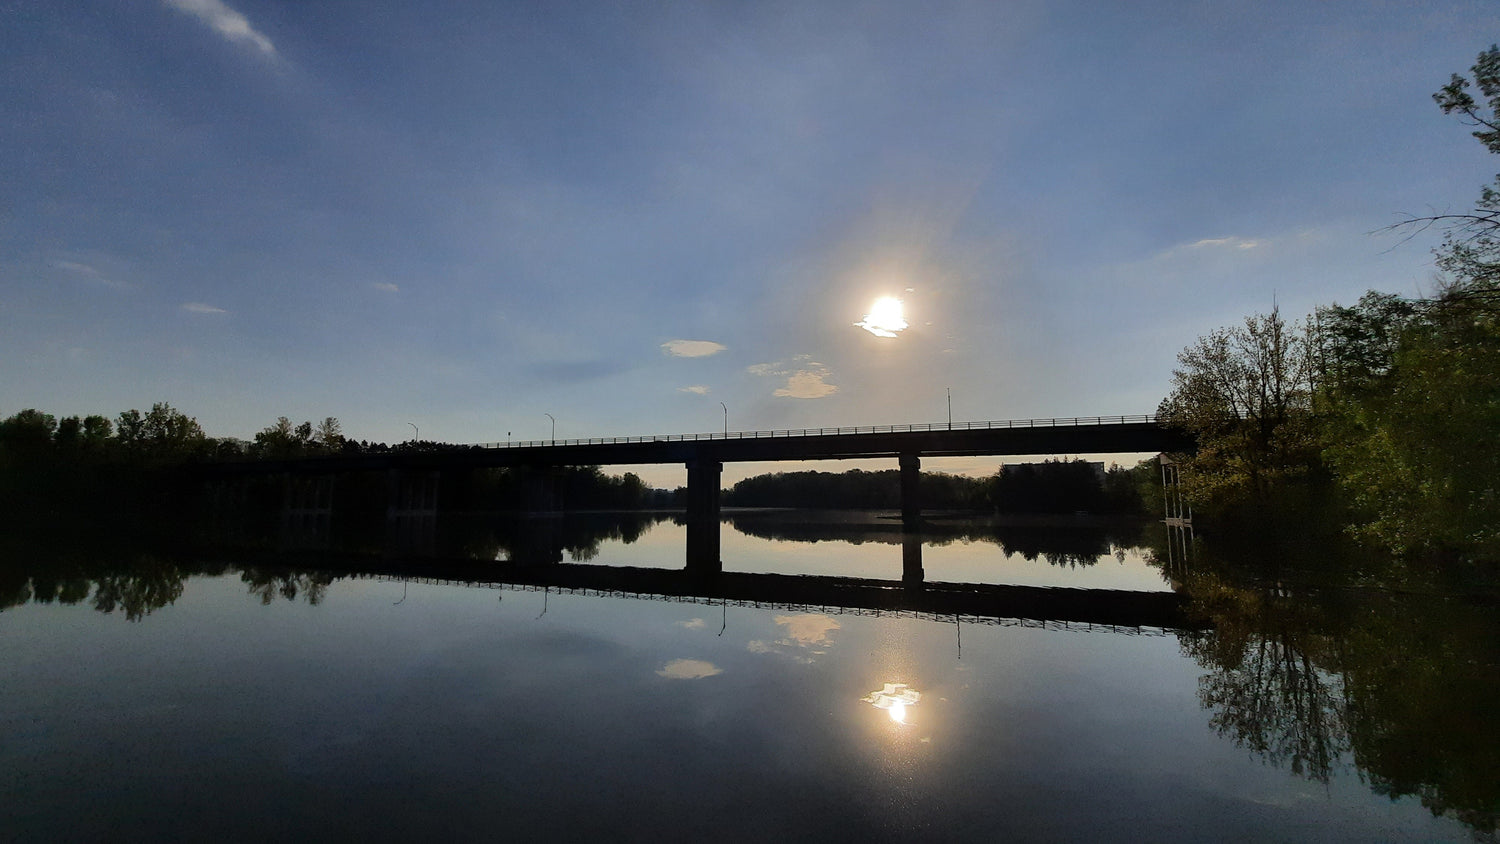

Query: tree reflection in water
(4, 514), (1498, 835)
(725, 511), (1144, 569)
(1155, 530), (1500, 835)
(240, 568), (336, 606)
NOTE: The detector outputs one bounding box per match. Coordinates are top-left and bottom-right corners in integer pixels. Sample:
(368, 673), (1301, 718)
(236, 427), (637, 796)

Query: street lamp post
(544, 413), (555, 446)
(719, 402), (727, 436)
(946, 388), (952, 430)
(408, 422), (419, 442)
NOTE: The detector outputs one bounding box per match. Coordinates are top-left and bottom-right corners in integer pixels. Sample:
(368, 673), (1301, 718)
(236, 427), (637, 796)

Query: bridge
(208, 414), (1195, 572)
(316, 556), (1202, 631)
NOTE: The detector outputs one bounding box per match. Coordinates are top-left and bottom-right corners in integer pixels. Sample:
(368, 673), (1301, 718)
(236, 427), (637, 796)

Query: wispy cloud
(661, 339), (726, 358)
(656, 658), (722, 679)
(163, 0), (276, 57)
(54, 260), (127, 289)
(181, 302), (228, 314)
(749, 356), (838, 399)
(677, 385), (710, 395)
(1188, 236), (1261, 250)
(1156, 236), (1264, 261)
(675, 618), (707, 629)
(372, 282), (400, 293)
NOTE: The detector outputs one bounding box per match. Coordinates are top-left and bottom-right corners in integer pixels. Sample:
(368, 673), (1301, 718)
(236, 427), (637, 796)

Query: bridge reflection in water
(339, 556), (1199, 632)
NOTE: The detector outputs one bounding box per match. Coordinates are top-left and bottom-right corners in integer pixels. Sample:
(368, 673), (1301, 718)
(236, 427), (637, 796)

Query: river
(1, 511), (1493, 840)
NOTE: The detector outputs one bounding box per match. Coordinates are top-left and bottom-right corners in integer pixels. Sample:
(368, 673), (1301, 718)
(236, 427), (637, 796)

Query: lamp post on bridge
(544, 413), (555, 446)
(408, 422), (419, 442)
(719, 402), (727, 436)
(946, 388), (952, 430)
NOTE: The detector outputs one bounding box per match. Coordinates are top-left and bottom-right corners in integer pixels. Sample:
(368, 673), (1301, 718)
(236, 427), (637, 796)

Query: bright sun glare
(855, 296), (908, 338)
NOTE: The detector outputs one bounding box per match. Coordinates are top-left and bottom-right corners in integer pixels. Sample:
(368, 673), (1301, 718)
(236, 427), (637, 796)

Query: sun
(855, 296), (908, 338)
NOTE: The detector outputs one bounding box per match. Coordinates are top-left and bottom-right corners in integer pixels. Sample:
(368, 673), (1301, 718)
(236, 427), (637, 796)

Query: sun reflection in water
(863, 682), (921, 724)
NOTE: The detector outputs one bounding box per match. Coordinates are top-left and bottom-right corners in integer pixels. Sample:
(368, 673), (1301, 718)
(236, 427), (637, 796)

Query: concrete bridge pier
(900, 453), (921, 525)
(902, 531), (924, 584)
(386, 469), (439, 552)
(685, 459), (722, 574)
(281, 475), (333, 547)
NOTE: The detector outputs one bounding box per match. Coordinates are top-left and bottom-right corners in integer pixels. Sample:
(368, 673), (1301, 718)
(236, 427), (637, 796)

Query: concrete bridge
(209, 414), (1195, 571)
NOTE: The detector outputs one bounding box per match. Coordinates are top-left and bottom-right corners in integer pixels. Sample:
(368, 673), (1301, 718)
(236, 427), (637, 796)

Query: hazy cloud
(749, 356), (839, 399)
(181, 302), (227, 314)
(775, 614), (840, 647)
(656, 658), (722, 679)
(661, 339), (726, 358)
(675, 618), (707, 629)
(372, 282), (400, 293)
(677, 385), (710, 395)
(746, 614), (841, 663)
(775, 370), (838, 399)
(162, 0), (276, 56)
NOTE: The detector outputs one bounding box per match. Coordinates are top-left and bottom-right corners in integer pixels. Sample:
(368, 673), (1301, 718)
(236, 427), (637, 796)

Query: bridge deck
(211, 415), (1193, 474)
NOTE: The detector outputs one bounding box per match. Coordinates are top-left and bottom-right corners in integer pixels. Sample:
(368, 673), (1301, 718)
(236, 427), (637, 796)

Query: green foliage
(1314, 292), (1419, 398)
(1158, 307), (1324, 511)
(1323, 292), (1500, 559)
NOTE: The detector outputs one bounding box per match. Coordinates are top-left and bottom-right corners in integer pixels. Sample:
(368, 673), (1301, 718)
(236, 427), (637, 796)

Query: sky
(2, 0), (1495, 485)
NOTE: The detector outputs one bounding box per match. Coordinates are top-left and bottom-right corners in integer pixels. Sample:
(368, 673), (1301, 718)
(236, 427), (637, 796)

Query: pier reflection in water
(0, 514), (1494, 840)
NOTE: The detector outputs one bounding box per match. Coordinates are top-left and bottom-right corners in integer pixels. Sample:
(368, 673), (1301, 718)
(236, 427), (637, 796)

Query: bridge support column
(902, 530), (924, 585)
(386, 469), (439, 553)
(685, 459), (722, 574)
(899, 453), (921, 526)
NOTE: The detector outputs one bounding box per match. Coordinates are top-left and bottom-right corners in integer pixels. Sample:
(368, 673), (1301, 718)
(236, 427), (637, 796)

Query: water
(1, 514), (1492, 840)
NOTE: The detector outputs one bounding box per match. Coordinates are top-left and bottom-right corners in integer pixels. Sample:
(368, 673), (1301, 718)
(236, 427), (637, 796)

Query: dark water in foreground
(2, 512), (1496, 841)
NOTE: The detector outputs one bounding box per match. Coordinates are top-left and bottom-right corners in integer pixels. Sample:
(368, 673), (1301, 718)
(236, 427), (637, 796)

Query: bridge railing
(471, 414), (1161, 450)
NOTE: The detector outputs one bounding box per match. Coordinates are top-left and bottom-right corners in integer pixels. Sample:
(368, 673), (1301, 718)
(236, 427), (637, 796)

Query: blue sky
(2, 0), (1494, 482)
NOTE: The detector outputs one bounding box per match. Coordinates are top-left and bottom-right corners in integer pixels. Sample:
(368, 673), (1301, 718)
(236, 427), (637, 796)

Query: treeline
(1160, 283), (1498, 561)
(0, 403), (674, 530)
(721, 461), (1150, 515)
(1159, 47), (1500, 563)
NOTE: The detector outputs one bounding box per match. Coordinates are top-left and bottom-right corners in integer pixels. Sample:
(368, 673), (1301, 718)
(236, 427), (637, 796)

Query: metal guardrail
(471, 414), (1160, 450)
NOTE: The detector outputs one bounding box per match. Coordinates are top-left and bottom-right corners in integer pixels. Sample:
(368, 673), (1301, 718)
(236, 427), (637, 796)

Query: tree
(1400, 45), (1500, 298)
(253, 416), (302, 458)
(314, 417), (343, 449)
(0, 409), (58, 450)
(1313, 292), (1420, 398)
(114, 403), (206, 457)
(1158, 307), (1322, 509)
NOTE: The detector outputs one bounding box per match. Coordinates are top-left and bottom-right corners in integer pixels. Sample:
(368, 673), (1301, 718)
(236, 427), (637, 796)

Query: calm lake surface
(2, 511), (1495, 841)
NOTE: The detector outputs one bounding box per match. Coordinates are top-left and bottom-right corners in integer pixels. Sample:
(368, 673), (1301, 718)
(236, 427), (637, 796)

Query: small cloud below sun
(662, 339), (727, 358)
(749, 356), (838, 399)
(855, 296), (908, 338)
